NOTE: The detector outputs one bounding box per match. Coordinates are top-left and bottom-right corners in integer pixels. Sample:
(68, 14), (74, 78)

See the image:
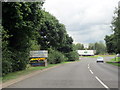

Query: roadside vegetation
(106, 57), (120, 67)
(82, 55), (115, 58)
(2, 1), (79, 77)
(104, 6), (120, 54)
(104, 5), (120, 66)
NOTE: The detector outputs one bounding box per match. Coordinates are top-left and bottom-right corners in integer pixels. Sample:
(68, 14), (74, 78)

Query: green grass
(83, 55), (98, 58)
(2, 60), (80, 83)
(111, 57), (120, 62)
(2, 64), (56, 83)
(106, 57), (120, 67)
(106, 62), (120, 67)
(83, 55), (115, 58)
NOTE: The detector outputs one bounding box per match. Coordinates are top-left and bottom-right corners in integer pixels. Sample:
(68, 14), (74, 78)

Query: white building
(77, 50), (96, 56)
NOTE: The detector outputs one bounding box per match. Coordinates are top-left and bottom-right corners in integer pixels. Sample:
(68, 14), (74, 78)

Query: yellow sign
(30, 58), (46, 61)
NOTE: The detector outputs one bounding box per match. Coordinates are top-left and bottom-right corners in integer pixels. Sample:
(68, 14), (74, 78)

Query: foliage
(2, 2), (44, 75)
(104, 7), (120, 54)
(48, 49), (66, 64)
(2, 2), (78, 76)
(1, 25), (12, 76)
(88, 41), (107, 55)
(111, 7), (120, 53)
(73, 43), (84, 50)
(104, 35), (117, 54)
(37, 10), (73, 53)
(30, 40), (40, 50)
(65, 51), (79, 61)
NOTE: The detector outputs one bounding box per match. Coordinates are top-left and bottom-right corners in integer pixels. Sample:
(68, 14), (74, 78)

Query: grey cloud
(43, 0), (119, 44)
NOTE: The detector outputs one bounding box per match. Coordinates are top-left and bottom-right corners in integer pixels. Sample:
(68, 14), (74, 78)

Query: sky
(43, 0), (120, 44)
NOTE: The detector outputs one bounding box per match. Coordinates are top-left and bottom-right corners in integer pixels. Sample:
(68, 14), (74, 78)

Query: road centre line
(88, 64), (93, 74)
(88, 64), (109, 89)
(88, 64), (89, 67)
(88, 64), (90, 69)
(95, 76), (109, 89)
(89, 69), (94, 74)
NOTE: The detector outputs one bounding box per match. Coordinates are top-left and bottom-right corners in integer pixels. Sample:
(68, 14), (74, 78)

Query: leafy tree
(37, 10), (73, 53)
(65, 51), (79, 61)
(1, 25), (12, 76)
(104, 6), (120, 54)
(48, 48), (66, 64)
(2, 1), (78, 76)
(88, 43), (95, 50)
(104, 35), (116, 54)
(111, 7), (120, 53)
(73, 43), (84, 50)
(88, 41), (107, 55)
(2, 2), (44, 73)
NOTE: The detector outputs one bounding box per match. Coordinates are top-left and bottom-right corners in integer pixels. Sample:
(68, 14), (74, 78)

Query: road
(5, 57), (119, 89)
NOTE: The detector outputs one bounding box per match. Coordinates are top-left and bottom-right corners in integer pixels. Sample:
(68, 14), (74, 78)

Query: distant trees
(73, 43), (84, 50)
(88, 41), (107, 55)
(73, 41), (106, 55)
(104, 6), (120, 54)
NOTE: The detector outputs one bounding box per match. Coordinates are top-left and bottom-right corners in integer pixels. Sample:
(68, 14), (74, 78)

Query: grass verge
(2, 60), (80, 83)
(83, 55), (115, 58)
(106, 62), (120, 67)
(106, 57), (120, 67)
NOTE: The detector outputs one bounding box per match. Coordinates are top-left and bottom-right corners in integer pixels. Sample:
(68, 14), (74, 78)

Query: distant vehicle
(116, 54), (120, 57)
(96, 57), (104, 63)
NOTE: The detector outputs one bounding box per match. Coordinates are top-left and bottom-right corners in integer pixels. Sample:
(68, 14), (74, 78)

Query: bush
(48, 49), (66, 64)
(2, 50), (12, 76)
(2, 25), (13, 76)
(65, 51), (79, 61)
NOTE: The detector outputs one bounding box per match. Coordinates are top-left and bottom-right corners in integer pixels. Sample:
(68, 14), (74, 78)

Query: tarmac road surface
(5, 57), (119, 89)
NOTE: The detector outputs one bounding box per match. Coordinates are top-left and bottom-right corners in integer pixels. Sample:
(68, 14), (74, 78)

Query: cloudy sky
(43, 0), (119, 44)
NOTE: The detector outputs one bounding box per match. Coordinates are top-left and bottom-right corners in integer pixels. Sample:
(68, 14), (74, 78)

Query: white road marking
(95, 76), (109, 89)
(88, 64), (90, 69)
(88, 64), (89, 67)
(89, 70), (94, 74)
(88, 64), (93, 74)
(88, 64), (109, 89)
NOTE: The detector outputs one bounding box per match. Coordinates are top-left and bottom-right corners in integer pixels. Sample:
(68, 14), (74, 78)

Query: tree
(104, 35), (117, 54)
(2, 2), (44, 73)
(88, 43), (95, 50)
(104, 6), (120, 54)
(2, 2), (78, 76)
(37, 10), (74, 53)
(73, 43), (84, 50)
(88, 41), (106, 55)
(111, 7), (120, 53)
(94, 41), (106, 55)
(1, 24), (12, 75)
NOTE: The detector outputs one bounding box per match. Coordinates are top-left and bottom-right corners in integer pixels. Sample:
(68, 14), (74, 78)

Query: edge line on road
(95, 76), (109, 89)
